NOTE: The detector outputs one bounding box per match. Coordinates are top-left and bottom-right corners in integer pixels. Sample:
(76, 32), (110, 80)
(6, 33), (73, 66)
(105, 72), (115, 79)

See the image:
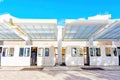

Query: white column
(89, 38), (93, 46)
(57, 26), (62, 65)
(112, 41), (116, 47)
(25, 40), (32, 45)
(112, 40), (120, 47)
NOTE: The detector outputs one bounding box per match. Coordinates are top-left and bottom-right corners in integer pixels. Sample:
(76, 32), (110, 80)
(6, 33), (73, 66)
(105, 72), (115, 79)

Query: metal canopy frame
(63, 20), (109, 41)
(0, 23), (21, 40)
(1, 14), (120, 42)
(15, 23), (57, 40)
(0, 14), (57, 41)
(96, 21), (120, 39)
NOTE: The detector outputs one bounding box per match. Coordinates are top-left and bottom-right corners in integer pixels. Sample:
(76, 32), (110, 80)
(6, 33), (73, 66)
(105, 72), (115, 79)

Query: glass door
(0, 47), (2, 66)
(61, 48), (66, 66)
(31, 47), (37, 66)
(55, 47), (58, 65)
(117, 47), (120, 65)
(84, 47), (89, 66)
(43, 48), (50, 66)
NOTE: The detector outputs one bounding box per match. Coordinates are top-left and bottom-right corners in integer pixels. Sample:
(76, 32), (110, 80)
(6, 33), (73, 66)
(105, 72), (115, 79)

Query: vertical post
(57, 26), (62, 65)
(25, 40), (32, 45)
(112, 40), (120, 47)
(89, 38), (93, 46)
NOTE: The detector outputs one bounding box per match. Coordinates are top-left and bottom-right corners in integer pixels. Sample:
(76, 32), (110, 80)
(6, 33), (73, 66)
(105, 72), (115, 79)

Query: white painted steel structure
(0, 14), (120, 66)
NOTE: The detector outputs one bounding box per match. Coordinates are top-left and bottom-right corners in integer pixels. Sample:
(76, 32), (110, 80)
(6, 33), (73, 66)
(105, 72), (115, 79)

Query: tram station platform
(0, 66), (120, 71)
(0, 66), (120, 80)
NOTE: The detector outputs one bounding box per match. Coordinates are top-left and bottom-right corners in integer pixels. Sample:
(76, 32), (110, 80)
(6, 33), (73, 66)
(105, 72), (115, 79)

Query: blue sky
(0, 0), (120, 19)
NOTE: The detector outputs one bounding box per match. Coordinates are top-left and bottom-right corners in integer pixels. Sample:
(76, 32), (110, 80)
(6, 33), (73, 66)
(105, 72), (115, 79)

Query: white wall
(1, 46), (55, 66)
(37, 46), (55, 66)
(1, 42), (119, 66)
(90, 46), (118, 66)
(4, 41), (25, 46)
(1, 46), (30, 66)
(63, 41), (87, 47)
(65, 46), (119, 66)
(65, 46), (84, 66)
(32, 41), (57, 47)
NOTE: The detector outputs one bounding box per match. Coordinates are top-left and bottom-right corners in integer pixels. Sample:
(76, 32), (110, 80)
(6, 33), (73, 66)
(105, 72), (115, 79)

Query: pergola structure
(0, 14), (120, 65)
(63, 20), (109, 40)
(63, 15), (120, 45)
(0, 14), (57, 45)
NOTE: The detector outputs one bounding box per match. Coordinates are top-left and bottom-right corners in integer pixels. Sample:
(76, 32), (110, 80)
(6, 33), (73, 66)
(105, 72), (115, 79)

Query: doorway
(54, 47), (66, 66)
(84, 47), (90, 66)
(31, 47), (37, 66)
(0, 47), (2, 66)
(55, 47), (58, 65)
(117, 47), (120, 65)
(61, 48), (66, 66)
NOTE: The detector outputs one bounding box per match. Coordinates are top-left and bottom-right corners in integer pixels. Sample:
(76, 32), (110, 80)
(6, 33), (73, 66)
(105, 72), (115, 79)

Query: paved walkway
(0, 66), (120, 80)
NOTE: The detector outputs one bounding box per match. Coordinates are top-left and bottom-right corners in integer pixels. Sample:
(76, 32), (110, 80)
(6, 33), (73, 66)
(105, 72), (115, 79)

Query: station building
(0, 14), (120, 66)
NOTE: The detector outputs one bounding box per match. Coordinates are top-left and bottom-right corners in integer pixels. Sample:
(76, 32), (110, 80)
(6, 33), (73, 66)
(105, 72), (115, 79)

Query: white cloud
(0, 0), (3, 3)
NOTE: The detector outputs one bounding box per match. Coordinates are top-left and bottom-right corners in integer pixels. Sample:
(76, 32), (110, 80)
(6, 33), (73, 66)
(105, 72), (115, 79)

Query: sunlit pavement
(0, 66), (120, 80)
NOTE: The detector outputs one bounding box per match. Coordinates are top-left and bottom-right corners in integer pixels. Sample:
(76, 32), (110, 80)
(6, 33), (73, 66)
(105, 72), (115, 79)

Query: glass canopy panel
(74, 34), (81, 39)
(64, 34), (69, 38)
(64, 24), (103, 39)
(28, 33), (35, 38)
(98, 24), (120, 39)
(29, 33), (55, 39)
(5, 33), (20, 39)
(113, 35), (120, 39)
(67, 33), (75, 39)
(66, 26), (72, 30)
(0, 33), (20, 39)
(33, 33), (40, 38)
(17, 24), (57, 39)
(0, 34), (6, 38)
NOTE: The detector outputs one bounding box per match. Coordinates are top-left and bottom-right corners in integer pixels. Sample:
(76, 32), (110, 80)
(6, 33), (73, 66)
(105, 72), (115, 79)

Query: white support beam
(89, 37), (93, 46)
(64, 39), (88, 41)
(89, 20), (119, 44)
(57, 26), (62, 65)
(3, 19), (32, 45)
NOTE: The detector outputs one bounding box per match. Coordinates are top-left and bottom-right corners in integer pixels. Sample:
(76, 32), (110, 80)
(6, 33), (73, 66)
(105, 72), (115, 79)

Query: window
(84, 48), (87, 55)
(0, 47), (2, 56)
(96, 48), (101, 56)
(45, 48), (49, 56)
(90, 48), (94, 56)
(105, 48), (111, 56)
(79, 48), (83, 56)
(24, 48), (30, 57)
(72, 48), (77, 57)
(112, 48), (117, 56)
(2, 48), (8, 57)
(2, 47), (14, 57)
(9, 48), (14, 56)
(72, 48), (83, 57)
(38, 48), (44, 57)
(19, 48), (24, 56)
(19, 48), (30, 57)
(90, 48), (101, 57)
(0, 47), (2, 53)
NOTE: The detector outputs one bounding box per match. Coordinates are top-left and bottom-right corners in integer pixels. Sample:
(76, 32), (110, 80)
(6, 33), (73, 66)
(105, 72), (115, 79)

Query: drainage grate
(81, 67), (104, 70)
(21, 68), (43, 71)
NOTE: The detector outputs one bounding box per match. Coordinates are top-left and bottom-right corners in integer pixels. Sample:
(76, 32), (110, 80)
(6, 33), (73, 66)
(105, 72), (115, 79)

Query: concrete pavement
(0, 66), (120, 80)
